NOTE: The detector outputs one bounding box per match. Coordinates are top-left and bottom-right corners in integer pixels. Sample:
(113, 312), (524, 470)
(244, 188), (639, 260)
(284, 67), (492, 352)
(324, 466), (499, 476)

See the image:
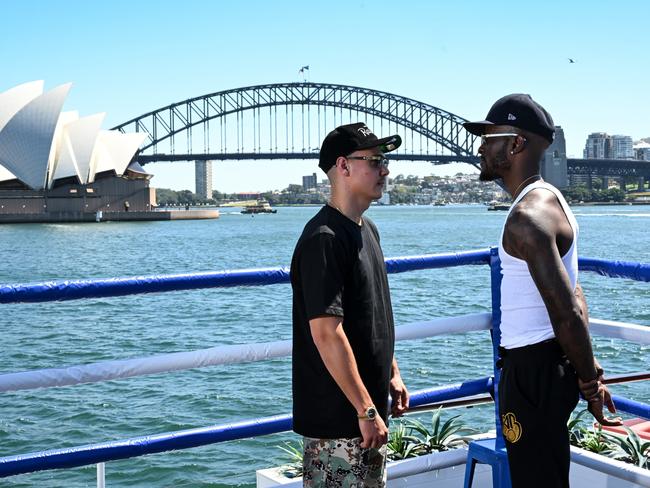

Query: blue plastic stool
(463, 437), (512, 488)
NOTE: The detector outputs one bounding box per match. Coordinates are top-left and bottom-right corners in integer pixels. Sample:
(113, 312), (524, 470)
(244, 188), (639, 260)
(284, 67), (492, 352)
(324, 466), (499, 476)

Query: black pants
(498, 339), (579, 488)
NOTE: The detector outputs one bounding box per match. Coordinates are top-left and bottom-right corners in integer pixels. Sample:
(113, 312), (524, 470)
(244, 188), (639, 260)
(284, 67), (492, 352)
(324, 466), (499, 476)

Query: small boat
(487, 201), (510, 211)
(241, 200), (277, 214)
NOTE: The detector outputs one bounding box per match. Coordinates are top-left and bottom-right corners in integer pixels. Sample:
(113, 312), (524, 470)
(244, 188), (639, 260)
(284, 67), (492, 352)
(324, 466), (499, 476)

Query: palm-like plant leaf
(276, 439), (304, 476)
(603, 427), (650, 468)
(387, 421), (425, 460)
(405, 407), (476, 452)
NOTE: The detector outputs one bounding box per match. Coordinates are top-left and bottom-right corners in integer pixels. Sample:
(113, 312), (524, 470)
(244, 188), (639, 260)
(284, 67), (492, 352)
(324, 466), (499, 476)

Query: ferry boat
(487, 201), (510, 211)
(242, 200), (278, 214)
(0, 248), (648, 487)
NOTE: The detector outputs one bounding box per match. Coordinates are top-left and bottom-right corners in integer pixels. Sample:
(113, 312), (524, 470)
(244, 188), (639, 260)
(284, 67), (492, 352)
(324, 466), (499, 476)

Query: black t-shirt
(291, 205), (395, 439)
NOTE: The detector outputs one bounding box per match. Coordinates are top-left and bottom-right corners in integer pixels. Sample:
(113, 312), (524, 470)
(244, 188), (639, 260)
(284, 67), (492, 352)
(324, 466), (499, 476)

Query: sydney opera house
(0, 81), (157, 223)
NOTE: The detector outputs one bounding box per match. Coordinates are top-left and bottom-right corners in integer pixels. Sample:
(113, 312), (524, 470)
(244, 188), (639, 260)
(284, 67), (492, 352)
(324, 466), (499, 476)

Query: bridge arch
(113, 82), (478, 164)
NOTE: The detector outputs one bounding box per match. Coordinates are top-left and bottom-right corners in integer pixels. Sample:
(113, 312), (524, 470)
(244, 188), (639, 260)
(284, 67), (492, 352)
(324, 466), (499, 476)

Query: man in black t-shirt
(291, 123), (409, 487)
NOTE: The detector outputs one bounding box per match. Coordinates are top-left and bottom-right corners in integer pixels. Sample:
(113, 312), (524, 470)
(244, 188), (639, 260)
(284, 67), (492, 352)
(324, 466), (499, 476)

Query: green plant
(406, 407), (477, 453)
(604, 427), (650, 469)
(578, 424), (613, 455)
(568, 410), (614, 455)
(276, 439), (303, 477)
(386, 420), (425, 460)
(568, 410), (650, 472)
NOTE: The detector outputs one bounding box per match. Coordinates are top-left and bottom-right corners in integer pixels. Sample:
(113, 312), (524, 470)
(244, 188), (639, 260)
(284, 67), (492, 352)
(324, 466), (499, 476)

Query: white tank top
(498, 181), (579, 349)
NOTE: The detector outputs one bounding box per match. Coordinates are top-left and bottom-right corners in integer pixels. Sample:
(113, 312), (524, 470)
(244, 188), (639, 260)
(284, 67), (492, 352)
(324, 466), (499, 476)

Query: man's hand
(359, 415), (389, 449)
(390, 374), (409, 417)
(578, 377), (622, 427)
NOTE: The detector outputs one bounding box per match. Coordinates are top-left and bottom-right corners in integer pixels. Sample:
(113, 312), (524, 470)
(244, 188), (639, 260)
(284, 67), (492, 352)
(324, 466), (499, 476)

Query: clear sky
(2, 0), (648, 193)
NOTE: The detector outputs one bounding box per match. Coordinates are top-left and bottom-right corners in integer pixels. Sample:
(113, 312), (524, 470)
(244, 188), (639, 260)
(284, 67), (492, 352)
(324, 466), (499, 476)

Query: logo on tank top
(501, 412), (522, 443)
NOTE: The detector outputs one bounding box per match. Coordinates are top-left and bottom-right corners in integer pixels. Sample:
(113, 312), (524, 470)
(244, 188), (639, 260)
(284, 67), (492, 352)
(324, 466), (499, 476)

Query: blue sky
(2, 0), (648, 192)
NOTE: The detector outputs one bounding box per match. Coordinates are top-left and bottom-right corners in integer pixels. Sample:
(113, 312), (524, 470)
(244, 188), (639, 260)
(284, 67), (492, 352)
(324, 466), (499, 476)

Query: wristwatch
(358, 405), (378, 421)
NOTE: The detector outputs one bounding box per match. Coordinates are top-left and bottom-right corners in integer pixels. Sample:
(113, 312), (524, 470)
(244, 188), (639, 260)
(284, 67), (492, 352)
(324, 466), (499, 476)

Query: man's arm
(575, 283), (604, 377)
(504, 196), (620, 425)
(310, 316), (389, 448)
(573, 283), (618, 419)
(390, 358), (409, 417)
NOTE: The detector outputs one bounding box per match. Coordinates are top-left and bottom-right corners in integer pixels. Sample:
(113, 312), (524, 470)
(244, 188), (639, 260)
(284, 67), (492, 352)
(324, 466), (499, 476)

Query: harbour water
(1, 204), (649, 487)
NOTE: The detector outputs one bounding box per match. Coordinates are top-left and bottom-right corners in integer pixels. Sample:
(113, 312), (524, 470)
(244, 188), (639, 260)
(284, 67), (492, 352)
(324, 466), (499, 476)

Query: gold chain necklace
(327, 200), (343, 214)
(512, 175), (542, 200)
(327, 201), (362, 226)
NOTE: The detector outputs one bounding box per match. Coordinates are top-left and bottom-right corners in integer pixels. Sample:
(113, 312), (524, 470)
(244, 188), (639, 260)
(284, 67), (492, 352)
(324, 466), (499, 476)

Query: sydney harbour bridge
(113, 82), (650, 190)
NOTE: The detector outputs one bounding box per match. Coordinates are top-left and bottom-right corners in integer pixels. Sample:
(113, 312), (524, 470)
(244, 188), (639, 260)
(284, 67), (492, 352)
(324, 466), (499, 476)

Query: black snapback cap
(463, 94), (555, 143)
(318, 123), (402, 173)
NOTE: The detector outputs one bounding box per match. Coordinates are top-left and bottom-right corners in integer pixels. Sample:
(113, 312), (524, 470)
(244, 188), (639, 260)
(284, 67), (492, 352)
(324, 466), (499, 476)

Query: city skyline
(2, 0), (648, 192)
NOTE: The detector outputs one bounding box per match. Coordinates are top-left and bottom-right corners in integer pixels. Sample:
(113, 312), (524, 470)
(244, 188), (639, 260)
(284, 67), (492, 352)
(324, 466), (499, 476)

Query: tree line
(155, 185), (324, 206)
(156, 177), (640, 207)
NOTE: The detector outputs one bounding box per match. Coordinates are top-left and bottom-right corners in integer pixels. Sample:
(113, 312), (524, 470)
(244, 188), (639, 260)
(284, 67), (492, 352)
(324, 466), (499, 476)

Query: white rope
(0, 313), (490, 393)
(590, 318), (650, 345)
(1, 314), (646, 393)
(395, 312), (491, 340)
(0, 340), (292, 393)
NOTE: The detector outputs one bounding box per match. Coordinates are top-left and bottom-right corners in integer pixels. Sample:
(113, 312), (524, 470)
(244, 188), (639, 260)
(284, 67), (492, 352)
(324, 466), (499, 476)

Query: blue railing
(1, 248), (648, 480)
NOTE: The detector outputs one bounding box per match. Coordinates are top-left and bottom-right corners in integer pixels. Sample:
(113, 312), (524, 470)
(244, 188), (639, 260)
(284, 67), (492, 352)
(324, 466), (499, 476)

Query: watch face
(367, 407), (377, 419)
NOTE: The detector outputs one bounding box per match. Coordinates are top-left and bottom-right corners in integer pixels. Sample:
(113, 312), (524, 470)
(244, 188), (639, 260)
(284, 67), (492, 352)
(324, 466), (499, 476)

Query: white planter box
(256, 448), (492, 488)
(257, 445), (650, 488)
(570, 446), (650, 488)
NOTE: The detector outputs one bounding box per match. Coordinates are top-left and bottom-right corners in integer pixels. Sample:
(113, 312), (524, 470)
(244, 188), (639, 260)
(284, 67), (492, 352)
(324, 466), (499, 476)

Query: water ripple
(1, 205), (647, 487)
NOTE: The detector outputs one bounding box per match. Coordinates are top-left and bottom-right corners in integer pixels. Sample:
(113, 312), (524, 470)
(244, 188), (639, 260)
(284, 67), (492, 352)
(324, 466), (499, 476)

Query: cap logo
(507, 113), (517, 121)
(358, 127), (373, 137)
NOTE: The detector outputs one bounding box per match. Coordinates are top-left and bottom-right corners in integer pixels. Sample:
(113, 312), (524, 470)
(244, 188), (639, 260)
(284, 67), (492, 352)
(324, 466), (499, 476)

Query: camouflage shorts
(302, 437), (387, 488)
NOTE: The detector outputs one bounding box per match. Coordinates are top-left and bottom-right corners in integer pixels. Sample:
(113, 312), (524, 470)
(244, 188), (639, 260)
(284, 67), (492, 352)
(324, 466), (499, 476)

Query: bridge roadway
(137, 153), (480, 165)
(137, 153), (650, 178)
(568, 158), (650, 177)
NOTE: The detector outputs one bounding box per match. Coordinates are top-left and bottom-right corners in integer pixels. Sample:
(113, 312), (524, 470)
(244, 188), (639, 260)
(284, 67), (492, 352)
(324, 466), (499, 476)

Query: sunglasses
(346, 155), (389, 169)
(480, 133), (523, 145)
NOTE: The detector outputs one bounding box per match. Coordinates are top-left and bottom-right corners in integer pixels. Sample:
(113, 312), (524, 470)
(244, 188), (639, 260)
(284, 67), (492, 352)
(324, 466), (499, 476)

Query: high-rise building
(542, 126), (568, 189)
(302, 172), (317, 190)
(611, 135), (634, 159)
(195, 160), (213, 200)
(634, 142), (650, 161)
(583, 132), (611, 159)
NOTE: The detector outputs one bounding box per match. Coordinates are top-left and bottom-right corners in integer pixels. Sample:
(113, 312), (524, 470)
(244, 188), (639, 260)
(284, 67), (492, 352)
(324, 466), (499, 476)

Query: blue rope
(0, 379), (493, 478)
(0, 249), (492, 304)
(2, 378), (647, 479)
(3, 249), (647, 304)
(579, 257), (650, 282)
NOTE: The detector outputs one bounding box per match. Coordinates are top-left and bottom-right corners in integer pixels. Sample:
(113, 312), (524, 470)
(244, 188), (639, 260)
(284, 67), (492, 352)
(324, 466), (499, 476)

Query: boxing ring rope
(0, 248), (648, 480)
(0, 316), (647, 394)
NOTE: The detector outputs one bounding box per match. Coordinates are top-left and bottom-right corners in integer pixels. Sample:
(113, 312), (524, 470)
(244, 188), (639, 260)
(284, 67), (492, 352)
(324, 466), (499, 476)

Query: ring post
(463, 247), (512, 488)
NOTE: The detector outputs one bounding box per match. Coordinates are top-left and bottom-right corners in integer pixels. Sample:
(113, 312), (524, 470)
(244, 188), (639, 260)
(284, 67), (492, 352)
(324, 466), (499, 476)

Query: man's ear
(337, 156), (349, 175)
(511, 135), (527, 155)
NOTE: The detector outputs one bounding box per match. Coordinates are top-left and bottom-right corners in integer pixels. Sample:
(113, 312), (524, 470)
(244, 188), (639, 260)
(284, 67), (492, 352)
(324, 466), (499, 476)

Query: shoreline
(155, 201), (650, 210)
(569, 201), (650, 206)
(0, 209), (219, 224)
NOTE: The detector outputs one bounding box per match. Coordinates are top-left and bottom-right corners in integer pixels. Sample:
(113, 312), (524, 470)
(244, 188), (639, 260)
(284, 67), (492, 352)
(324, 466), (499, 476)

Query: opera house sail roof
(0, 81), (146, 191)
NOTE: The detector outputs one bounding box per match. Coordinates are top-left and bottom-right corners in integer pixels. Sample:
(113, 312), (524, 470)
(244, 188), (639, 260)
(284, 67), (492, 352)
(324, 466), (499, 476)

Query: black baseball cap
(318, 123), (402, 173)
(463, 94), (555, 143)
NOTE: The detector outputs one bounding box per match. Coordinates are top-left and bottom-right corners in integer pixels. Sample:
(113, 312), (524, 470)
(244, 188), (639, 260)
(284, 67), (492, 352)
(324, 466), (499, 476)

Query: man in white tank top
(464, 94), (621, 487)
